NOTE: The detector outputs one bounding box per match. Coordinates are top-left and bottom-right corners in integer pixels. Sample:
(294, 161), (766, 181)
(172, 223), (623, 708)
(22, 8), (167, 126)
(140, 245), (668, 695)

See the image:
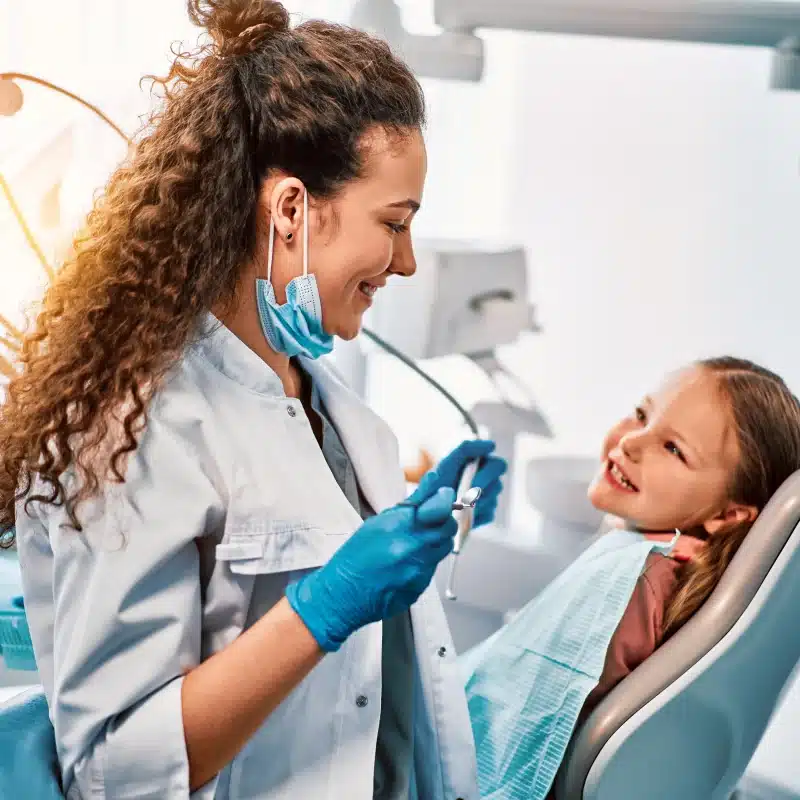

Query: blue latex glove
(411, 439), (507, 529)
(286, 484), (457, 652)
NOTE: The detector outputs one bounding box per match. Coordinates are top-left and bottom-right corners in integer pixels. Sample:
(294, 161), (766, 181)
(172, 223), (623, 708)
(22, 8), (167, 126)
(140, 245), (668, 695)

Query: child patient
(464, 356), (800, 800)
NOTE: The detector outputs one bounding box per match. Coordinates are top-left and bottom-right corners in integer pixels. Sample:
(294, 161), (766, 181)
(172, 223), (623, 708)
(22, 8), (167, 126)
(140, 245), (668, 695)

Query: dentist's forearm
(181, 597), (323, 791)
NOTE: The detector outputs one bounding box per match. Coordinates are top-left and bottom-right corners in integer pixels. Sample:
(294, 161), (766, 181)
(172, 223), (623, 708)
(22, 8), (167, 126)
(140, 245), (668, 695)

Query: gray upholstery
(555, 469), (800, 799)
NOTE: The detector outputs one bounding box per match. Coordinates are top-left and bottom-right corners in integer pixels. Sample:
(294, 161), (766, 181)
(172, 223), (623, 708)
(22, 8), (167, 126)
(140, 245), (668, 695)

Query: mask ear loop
(267, 188), (305, 284)
(302, 189), (309, 278)
(267, 212), (275, 284)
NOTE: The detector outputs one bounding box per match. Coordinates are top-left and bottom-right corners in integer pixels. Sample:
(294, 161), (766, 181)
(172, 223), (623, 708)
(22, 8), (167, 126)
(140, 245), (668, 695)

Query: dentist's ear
(262, 177), (306, 241)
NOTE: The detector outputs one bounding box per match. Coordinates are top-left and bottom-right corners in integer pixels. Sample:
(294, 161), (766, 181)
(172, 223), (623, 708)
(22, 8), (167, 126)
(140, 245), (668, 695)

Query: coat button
(356, 694), (368, 708)
(437, 646), (447, 658)
(287, 405), (296, 418)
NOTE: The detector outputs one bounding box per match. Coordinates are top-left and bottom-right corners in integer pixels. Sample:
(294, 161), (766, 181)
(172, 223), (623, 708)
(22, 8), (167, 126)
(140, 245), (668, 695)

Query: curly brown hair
(663, 356), (800, 637)
(0, 0), (424, 543)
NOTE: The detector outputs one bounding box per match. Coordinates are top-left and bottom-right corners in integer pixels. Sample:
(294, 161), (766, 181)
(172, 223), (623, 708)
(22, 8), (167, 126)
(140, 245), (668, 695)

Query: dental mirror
(452, 486), (481, 511)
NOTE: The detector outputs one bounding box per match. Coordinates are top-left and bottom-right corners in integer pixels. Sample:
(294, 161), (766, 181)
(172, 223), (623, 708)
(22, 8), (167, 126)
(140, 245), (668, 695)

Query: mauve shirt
(583, 551), (683, 716)
(547, 552), (682, 798)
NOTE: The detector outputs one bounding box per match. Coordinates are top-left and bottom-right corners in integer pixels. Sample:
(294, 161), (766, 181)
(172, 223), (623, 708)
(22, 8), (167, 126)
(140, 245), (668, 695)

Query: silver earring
(286, 232), (293, 241)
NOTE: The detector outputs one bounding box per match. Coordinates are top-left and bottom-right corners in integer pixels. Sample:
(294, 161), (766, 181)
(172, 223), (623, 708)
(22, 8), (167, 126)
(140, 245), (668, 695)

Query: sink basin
(526, 455), (604, 530)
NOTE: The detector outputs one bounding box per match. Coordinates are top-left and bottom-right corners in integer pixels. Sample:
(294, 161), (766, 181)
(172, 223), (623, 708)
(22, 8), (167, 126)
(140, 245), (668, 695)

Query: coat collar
(192, 313), (285, 397)
(192, 314), (405, 513)
(301, 356), (406, 513)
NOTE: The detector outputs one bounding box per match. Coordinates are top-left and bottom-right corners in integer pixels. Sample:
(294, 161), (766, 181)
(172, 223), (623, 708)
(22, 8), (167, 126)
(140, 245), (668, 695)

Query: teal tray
(0, 548), (36, 672)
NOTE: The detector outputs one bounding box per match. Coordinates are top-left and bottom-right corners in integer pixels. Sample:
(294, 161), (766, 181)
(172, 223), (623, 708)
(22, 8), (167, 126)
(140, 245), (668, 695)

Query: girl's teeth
(611, 463), (635, 490)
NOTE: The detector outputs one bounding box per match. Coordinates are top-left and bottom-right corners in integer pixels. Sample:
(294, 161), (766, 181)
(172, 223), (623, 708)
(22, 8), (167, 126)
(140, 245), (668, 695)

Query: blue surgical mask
(256, 189), (334, 359)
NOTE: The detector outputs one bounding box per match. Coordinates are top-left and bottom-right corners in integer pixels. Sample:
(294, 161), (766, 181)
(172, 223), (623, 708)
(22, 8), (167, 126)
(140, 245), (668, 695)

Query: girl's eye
(385, 222), (407, 234)
(665, 441), (686, 462)
(635, 407), (646, 423)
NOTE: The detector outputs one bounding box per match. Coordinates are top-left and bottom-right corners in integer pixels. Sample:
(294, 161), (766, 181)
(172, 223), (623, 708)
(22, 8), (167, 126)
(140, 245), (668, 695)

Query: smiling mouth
(359, 282), (379, 299)
(607, 460), (638, 492)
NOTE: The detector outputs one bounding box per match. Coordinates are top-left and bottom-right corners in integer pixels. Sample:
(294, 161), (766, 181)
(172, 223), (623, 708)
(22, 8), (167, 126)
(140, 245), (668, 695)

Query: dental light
(348, 0), (800, 90)
(438, 0), (800, 91)
(772, 36), (800, 90)
(349, 0), (485, 81)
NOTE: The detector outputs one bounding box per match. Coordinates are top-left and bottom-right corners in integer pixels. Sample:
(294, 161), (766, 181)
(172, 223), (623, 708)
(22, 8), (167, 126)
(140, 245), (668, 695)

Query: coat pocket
(215, 518), (347, 575)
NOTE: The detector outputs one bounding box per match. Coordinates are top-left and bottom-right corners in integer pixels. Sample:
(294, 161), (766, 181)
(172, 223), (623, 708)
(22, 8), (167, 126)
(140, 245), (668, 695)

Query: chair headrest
(558, 468), (800, 798)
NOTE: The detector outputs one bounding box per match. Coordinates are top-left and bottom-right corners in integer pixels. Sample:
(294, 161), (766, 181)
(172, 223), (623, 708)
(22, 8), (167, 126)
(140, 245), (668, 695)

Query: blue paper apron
(463, 530), (676, 800)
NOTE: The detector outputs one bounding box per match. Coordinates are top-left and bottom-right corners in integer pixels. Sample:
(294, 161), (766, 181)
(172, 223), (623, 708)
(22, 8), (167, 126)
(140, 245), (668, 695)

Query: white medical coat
(15, 316), (478, 800)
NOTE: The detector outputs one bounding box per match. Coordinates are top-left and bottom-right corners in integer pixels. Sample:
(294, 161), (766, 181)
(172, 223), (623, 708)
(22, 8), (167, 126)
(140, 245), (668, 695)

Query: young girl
(465, 356), (800, 800)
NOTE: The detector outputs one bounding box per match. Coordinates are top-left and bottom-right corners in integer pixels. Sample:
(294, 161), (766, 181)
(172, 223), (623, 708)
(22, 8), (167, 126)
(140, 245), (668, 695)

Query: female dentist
(0, 2), (505, 798)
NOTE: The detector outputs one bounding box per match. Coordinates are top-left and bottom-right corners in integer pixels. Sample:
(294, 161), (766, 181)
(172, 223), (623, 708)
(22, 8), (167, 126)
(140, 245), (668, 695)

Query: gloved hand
(411, 439), (507, 529)
(286, 484), (457, 652)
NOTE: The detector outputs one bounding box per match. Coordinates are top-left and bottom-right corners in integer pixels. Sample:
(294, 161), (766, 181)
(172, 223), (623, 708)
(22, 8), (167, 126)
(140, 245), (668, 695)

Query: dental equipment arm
(434, 0), (800, 48)
(361, 327), (480, 437)
(432, 0), (800, 91)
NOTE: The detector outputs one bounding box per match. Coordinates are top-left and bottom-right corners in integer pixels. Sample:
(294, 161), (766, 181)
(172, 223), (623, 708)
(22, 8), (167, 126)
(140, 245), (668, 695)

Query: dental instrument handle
(446, 459), (480, 601)
(445, 555), (460, 601)
(453, 460), (479, 556)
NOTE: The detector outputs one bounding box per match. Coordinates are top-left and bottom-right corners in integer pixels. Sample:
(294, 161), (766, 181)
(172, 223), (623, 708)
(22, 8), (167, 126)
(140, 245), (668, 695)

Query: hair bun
(189, 1), (290, 53)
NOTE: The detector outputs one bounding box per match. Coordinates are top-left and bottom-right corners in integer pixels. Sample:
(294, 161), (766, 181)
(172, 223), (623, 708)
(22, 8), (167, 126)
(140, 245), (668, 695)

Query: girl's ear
(702, 503), (758, 536)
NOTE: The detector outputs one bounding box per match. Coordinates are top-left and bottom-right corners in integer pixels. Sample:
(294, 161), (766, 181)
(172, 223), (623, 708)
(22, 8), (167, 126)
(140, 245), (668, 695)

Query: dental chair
(554, 469), (800, 800)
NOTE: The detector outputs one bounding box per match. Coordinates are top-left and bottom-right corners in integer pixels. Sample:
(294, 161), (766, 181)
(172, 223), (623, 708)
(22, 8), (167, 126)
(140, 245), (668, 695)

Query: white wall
(502, 33), (800, 454)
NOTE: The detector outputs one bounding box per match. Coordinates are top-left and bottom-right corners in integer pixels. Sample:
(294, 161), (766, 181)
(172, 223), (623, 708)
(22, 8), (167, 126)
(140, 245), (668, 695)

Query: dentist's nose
(388, 230), (417, 278)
